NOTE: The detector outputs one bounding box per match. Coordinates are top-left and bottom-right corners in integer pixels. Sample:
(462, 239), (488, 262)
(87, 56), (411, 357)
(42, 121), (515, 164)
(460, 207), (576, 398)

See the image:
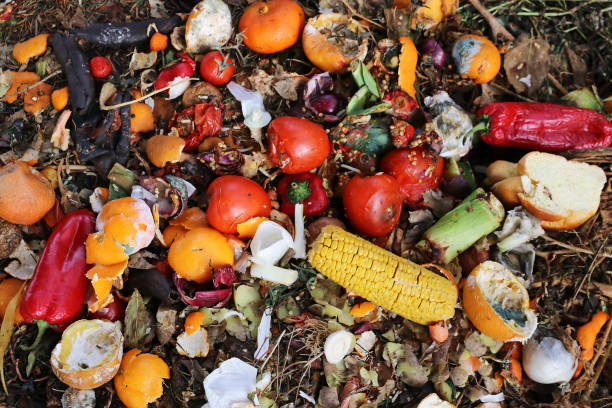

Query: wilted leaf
(155, 303), (177, 345)
(0, 70), (11, 99)
(318, 386), (340, 408)
(124, 289), (154, 348)
(129, 49), (158, 73)
(5, 239), (38, 280)
(99, 82), (117, 110)
(503, 35), (550, 96)
(0, 281), (26, 393)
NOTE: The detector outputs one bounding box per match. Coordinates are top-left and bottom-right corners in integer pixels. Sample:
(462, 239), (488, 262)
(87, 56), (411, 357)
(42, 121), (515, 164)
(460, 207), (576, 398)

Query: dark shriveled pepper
(70, 16), (181, 46)
(476, 102), (612, 152)
(20, 209), (95, 349)
(277, 173), (328, 217)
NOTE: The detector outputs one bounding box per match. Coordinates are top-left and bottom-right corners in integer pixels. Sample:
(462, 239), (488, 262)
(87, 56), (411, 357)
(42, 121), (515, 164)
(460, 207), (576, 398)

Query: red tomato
(88, 293), (126, 322)
(268, 116), (330, 174)
(89, 56), (112, 79)
(380, 146), (444, 208)
(206, 175), (271, 234)
(343, 174), (402, 237)
(199, 51), (235, 86)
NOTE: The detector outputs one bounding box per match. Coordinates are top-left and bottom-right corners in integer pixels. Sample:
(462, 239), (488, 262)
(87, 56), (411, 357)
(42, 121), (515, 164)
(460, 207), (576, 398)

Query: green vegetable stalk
(416, 188), (505, 264)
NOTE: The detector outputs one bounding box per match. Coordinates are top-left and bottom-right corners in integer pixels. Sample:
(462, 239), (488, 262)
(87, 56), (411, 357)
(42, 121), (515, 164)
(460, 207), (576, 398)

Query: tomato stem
(21, 320), (54, 351)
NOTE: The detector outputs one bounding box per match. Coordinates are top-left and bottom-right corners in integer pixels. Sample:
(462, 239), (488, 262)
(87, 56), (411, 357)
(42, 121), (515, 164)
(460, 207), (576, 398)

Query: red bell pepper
(169, 102), (222, 152)
(277, 173), (328, 217)
(476, 102), (612, 152)
(20, 209), (95, 349)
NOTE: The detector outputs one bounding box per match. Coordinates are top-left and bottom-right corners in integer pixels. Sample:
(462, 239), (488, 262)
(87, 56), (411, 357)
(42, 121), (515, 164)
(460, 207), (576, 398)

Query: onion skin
(420, 39), (446, 68)
(523, 337), (578, 384)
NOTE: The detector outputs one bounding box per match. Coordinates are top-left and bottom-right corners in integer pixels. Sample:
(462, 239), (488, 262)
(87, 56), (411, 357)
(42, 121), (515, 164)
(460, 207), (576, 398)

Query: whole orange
(238, 0), (305, 54)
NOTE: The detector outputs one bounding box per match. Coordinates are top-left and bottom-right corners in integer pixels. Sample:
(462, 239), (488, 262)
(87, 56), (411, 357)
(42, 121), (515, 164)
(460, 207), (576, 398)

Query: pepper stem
(463, 114), (490, 142)
(21, 320), (52, 351)
(287, 180), (311, 204)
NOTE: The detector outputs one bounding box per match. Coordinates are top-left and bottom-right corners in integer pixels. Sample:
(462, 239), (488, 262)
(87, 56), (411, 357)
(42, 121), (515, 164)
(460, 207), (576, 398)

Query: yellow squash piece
(308, 225), (457, 325)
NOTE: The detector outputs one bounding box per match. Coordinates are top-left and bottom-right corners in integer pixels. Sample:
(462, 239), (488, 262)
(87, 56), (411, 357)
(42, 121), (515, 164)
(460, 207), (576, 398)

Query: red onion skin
(420, 39), (446, 68)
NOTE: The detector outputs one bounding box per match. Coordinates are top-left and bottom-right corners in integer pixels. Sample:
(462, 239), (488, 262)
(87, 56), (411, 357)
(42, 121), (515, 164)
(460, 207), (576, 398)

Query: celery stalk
(416, 188), (505, 264)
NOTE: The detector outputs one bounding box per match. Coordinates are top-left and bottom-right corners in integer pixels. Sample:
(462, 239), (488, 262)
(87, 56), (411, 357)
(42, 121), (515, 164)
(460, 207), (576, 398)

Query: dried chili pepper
(20, 209), (95, 350)
(476, 102), (612, 152)
(70, 16), (181, 46)
(170, 102), (222, 152)
(278, 173), (328, 217)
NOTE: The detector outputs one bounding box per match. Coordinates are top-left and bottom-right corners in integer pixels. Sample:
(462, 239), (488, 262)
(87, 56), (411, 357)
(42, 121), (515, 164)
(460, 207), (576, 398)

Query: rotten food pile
(0, 0), (611, 407)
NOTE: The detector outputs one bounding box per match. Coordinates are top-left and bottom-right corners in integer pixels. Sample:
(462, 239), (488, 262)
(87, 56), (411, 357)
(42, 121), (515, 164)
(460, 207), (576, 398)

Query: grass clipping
(0, 280), (26, 394)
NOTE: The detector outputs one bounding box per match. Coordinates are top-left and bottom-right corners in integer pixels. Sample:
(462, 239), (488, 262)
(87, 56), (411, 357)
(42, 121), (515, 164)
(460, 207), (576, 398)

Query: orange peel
(12, 34), (50, 65)
(114, 349), (169, 408)
(236, 216), (268, 239)
(145, 134), (186, 168)
(50, 319), (123, 389)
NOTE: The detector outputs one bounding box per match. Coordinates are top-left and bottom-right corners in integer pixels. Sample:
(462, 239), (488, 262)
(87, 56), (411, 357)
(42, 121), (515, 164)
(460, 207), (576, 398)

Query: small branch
(101, 77), (197, 110)
(466, 0), (515, 44)
(338, 0), (384, 29)
(547, 73), (568, 95)
(540, 235), (611, 258)
(489, 82), (536, 102)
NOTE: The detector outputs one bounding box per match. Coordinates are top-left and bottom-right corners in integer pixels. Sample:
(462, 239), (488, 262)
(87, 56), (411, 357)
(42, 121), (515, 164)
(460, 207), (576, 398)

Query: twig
(586, 316), (612, 398)
(101, 77), (198, 110)
(259, 329), (286, 371)
(571, 237), (609, 304)
(489, 82), (536, 102)
(540, 235), (611, 258)
(466, 0), (515, 43)
(547, 73), (568, 95)
(338, 0), (384, 29)
(3, 70), (62, 100)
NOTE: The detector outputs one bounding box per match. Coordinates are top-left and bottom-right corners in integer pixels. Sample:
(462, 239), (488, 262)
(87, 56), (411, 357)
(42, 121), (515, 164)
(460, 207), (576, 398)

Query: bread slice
(516, 152), (606, 225)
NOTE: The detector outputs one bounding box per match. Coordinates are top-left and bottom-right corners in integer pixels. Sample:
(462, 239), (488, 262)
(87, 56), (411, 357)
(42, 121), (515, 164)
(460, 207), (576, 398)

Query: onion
(310, 94), (343, 115)
(420, 39), (446, 68)
(303, 72), (346, 122)
(523, 337), (578, 384)
(324, 330), (355, 364)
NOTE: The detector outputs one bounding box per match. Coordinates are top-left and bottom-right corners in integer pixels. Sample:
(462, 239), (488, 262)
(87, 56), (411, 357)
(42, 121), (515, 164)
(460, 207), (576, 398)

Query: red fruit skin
(380, 146), (444, 208)
(206, 175), (272, 234)
(88, 293), (126, 322)
(89, 56), (112, 79)
(343, 174), (403, 237)
(268, 116), (331, 174)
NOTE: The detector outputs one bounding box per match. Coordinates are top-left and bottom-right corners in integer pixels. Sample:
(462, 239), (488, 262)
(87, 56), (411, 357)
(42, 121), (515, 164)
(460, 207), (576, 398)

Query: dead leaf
(565, 45), (587, 87)
(124, 289), (154, 348)
(593, 282), (612, 299)
(148, 0), (169, 18)
(0, 218), (21, 258)
(129, 49), (158, 73)
(156, 303), (177, 345)
(503, 34), (550, 96)
(273, 75), (307, 101)
(182, 81), (223, 108)
(248, 69), (276, 99)
(99, 82), (117, 110)
(0, 70), (11, 99)
(318, 386), (340, 408)
(474, 83), (504, 107)
(127, 250), (158, 269)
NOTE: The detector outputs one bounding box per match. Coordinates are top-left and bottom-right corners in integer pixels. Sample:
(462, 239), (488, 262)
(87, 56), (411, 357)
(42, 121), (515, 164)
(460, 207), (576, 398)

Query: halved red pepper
(277, 173), (328, 217)
(20, 209), (95, 349)
(154, 52), (195, 91)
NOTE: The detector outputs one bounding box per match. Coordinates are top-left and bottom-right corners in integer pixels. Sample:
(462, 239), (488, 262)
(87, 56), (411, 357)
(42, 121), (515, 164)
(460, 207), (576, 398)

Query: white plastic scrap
(480, 393), (505, 403)
(227, 81), (272, 150)
(203, 358), (259, 408)
(424, 91), (473, 161)
(249, 221), (298, 285)
(254, 307), (273, 360)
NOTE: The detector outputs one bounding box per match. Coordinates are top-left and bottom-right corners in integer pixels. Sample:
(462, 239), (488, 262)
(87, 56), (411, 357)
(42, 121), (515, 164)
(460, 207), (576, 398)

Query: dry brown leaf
(129, 49), (158, 73)
(503, 34), (550, 96)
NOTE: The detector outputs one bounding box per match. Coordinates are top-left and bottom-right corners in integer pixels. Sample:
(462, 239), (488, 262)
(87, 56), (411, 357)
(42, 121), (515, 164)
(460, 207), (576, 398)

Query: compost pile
(0, 0), (611, 407)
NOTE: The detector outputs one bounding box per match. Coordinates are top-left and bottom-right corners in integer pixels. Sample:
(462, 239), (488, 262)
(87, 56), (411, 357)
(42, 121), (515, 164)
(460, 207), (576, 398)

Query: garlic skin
(324, 330), (355, 364)
(523, 337), (578, 384)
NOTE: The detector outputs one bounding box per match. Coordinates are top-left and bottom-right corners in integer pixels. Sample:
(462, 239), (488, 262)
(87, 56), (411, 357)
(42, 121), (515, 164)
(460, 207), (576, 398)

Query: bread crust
(491, 176), (522, 208)
(540, 203), (599, 231)
(517, 192), (566, 221)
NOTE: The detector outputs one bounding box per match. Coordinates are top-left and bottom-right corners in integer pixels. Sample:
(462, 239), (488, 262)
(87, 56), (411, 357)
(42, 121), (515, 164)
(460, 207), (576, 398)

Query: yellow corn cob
(308, 225), (457, 325)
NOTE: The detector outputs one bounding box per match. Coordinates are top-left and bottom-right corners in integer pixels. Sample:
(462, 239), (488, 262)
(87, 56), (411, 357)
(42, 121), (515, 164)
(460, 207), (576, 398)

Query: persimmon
(51, 86), (69, 111)
(50, 319), (123, 389)
(452, 34), (501, 84)
(302, 13), (368, 73)
(0, 161), (55, 225)
(168, 227), (233, 283)
(130, 102), (155, 133)
(239, 0), (305, 54)
(23, 82), (52, 114)
(145, 134), (185, 167)
(0, 278), (25, 324)
(12, 33), (50, 64)
(149, 32), (168, 52)
(114, 349), (169, 408)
